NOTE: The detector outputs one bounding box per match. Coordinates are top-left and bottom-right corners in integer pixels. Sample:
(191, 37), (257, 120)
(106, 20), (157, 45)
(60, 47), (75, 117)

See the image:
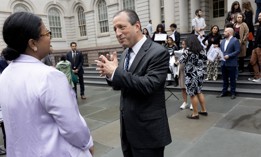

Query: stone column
(164, 0), (175, 32)
(179, 0), (189, 32)
(149, 0), (161, 31)
(190, 0), (200, 19)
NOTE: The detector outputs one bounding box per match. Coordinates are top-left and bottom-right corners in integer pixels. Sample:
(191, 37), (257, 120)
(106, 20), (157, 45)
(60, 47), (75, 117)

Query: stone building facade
(0, 0), (257, 64)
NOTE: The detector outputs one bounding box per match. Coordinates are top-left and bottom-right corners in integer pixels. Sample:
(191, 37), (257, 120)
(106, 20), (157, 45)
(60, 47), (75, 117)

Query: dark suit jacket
(108, 39), (172, 148)
(220, 37), (240, 67)
(66, 50), (84, 75)
(174, 31), (180, 49)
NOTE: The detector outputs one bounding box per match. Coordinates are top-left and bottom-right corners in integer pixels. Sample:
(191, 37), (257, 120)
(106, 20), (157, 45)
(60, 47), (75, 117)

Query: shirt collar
(130, 35), (147, 55)
(14, 54), (42, 63)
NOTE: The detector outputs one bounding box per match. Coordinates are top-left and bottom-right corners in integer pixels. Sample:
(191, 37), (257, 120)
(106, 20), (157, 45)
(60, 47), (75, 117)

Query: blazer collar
(128, 38), (152, 72)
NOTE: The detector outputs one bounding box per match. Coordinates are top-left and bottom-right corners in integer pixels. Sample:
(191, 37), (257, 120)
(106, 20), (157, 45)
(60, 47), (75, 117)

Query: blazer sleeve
(77, 52), (84, 70)
(66, 52), (71, 62)
(40, 70), (92, 150)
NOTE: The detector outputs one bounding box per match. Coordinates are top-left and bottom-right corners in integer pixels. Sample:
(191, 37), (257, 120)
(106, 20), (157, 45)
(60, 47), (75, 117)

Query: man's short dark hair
(70, 42), (77, 46)
(170, 23), (177, 29)
(113, 9), (140, 26)
(195, 9), (202, 15)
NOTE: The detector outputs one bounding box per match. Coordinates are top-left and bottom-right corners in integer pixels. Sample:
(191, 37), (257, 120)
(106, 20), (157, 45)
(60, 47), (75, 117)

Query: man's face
(236, 14), (243, 23)
(113, 12), (140, 48)
(198, 11), (203, 17)
(71, 44), (77, 51)
(223, 29), (230, 38)
(170, 26), (175, 31)
(212, 26), (218, 34)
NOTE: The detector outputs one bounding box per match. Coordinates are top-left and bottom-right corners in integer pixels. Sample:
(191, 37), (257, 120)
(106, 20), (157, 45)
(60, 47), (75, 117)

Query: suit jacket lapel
(129, 39), (152, 72)
(221, 40), (225, 52)
(225, 39), (233, 52)
(119, 50), (128, 71)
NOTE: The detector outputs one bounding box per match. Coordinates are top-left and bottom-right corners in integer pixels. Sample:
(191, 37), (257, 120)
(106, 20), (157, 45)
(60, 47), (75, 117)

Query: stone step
(83, 75), (106, 82)
(84, 80), (108, 87)
(203, 80), (261, 88)
(83, 72), (254, 83)
(165, 85), (261, 98)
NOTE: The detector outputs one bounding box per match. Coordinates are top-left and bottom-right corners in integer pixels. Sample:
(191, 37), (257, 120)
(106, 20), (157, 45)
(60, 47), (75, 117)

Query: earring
(33, 47), (37, 52)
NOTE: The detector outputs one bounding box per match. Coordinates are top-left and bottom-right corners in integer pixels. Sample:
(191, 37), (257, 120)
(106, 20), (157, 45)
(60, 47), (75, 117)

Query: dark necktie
(125, 48), (132, 71)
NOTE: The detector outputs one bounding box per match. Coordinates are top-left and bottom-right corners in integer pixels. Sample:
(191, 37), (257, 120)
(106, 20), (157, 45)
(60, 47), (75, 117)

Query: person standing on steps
(217, 27), (240, 99)
(179, 35), (208, 120)
(66, 42), (87, 99)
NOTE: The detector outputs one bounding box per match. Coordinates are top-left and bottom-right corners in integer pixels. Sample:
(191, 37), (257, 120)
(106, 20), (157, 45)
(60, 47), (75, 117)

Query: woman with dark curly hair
(179, 35), (208, 119)
(203, 25), (222, 81)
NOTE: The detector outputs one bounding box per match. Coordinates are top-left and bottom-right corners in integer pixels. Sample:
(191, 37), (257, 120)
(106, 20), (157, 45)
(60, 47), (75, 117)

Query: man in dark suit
(66, 42), (86, 99)
(95, 9), (171, 157)
(217, 28), (240, 99)
(170, 23), (180, 49)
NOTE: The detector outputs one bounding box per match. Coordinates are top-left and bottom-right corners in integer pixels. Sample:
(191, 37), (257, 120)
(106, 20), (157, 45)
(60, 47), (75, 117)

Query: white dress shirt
(0, 54), (93, 157)
(170, 31), (176, 41)
(126, 35), (147, 69)
(224, 36), (233, 51)
(192, 16), (206, 35)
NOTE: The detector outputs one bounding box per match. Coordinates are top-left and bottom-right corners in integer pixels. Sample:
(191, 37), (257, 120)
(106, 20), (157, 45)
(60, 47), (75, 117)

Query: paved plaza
(0, 85), (261, 157)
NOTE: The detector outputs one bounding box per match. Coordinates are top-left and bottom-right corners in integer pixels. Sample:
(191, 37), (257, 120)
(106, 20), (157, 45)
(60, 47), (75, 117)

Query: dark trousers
(238, 57), (245, 72)
(221, 66), (237, 95)
(74, 73), (85, 96)
(121, 116), (164, 157)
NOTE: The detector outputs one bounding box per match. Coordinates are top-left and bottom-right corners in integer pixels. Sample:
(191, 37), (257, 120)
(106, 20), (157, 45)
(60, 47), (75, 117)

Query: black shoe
(231, 95), (236, 99)
(216, 93), (227, 98)
(198, 111), (208, 116)
(187, 114), (199, 119)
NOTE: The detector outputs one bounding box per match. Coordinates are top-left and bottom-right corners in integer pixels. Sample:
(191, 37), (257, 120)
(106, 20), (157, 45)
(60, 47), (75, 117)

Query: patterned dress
(179, 49), (207, 96)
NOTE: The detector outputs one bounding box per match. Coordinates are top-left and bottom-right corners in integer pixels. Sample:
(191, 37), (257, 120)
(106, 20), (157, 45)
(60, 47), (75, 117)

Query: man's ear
(28, 39), (38, 52)
(135, 21), (142, 32)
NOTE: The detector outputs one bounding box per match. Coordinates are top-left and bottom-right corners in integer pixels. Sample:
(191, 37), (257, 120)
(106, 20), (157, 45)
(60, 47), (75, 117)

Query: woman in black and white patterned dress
(179, 35), (208, 119)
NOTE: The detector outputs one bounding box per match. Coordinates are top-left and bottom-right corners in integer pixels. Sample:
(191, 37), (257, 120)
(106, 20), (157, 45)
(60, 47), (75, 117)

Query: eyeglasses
(40, 30), (52, 39)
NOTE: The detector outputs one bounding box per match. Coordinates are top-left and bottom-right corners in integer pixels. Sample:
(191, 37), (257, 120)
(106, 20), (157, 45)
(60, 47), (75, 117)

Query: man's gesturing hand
(95, 51), (118, 78)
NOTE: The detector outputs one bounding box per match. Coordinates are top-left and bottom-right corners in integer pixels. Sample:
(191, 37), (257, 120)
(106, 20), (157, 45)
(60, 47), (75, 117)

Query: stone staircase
(83, 55), (261, 98)
(83, 30), (261, 98)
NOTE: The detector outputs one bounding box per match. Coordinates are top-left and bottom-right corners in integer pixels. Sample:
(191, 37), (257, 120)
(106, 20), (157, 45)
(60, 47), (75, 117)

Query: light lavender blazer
(0, 55), (93, 157)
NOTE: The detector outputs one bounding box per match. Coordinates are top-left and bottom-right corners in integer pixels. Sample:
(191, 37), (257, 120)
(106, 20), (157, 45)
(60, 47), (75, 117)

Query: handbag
(248, 32), (254, 41)
(71, 70), (79, 84)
